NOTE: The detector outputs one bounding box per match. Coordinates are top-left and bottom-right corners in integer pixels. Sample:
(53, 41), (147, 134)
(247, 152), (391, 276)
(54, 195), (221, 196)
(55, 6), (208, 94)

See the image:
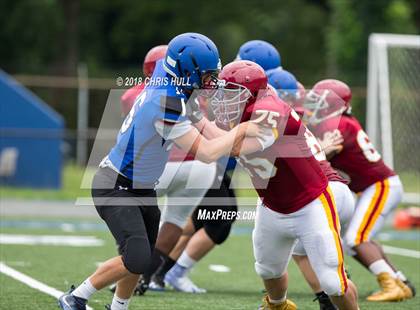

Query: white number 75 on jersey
(252, 110), (280, 128)
(239, 110), (281, 179)
(238, 156), (278, 179)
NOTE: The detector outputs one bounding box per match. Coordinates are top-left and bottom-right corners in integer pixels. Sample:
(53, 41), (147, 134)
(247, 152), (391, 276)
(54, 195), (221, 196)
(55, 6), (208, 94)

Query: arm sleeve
(155, 94), (192, 140)
(154, 119), (192, 140)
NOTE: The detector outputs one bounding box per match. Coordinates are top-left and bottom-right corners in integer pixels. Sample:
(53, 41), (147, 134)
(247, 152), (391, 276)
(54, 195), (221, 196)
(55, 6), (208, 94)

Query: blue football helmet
(163, 33), (221, 90)
(236, 40), (281, 71)
(266, 67), (298, 102)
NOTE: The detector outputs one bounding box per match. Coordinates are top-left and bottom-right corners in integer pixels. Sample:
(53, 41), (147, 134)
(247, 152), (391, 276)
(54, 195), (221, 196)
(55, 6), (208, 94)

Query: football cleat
(164, 269), (206, 293)
(396, 278), (414, 299)
(403, 279), (416, 297)
(108, 283), (116, 293)
(366, 272), (405, 302)
(109, 276), (151, 296)
(133, 277), (149, 295)
(313, 292), (337, 310)
(258, 295), (297, 310)
(149, 275), (166, 292)
(58, 286), (87, 310)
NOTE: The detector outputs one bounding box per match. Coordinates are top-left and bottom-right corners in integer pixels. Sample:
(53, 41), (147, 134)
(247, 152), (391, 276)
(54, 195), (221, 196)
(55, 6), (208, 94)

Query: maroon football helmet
(289, 81), (306, 118)
(305, 79), (352, 124)
(211, 60), (268, 126)
(143, 45), (168, 77)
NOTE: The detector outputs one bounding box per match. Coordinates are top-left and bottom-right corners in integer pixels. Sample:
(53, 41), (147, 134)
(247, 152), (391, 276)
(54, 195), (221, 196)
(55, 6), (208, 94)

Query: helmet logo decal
(166, 55), (177, 68)
(180, 98), (186, 116)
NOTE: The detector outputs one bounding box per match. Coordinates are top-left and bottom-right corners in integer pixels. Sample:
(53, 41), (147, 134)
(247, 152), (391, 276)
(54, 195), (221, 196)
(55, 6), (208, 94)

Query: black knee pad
(204, 222), (233, 245)
(122, 236), (151, 274)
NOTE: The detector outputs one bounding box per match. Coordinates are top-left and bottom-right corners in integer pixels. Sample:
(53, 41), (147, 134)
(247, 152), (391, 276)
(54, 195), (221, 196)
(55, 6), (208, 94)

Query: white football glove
(318, 129), (344, 156)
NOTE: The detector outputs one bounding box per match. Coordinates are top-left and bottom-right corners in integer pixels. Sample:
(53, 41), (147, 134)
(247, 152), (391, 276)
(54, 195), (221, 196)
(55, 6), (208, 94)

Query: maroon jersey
(238, 94), (328, 214)
(311, 114), (395, 193)
(303, 129), (347, 184)
(320, 159), (347, 184)
(120, 83), (145, 116)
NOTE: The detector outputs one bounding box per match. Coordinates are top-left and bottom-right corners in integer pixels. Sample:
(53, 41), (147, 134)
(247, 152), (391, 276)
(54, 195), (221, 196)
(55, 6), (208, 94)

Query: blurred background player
(211, 60), (359, 310)
(304, 79), (415, 302)
(266, 68), (298, 103)
(162, 156), (237, 293)
(236, 40), (281, 71)
(120, 45), (168, 116)
(236, 38), (346, 155)
(267, 67), (356, 310)
(58, 32), (261, 310)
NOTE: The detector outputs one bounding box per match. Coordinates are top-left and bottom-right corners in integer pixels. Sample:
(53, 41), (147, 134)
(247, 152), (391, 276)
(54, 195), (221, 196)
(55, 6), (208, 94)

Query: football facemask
(210, 81), (252, 126)
(304, 89), (347, 125)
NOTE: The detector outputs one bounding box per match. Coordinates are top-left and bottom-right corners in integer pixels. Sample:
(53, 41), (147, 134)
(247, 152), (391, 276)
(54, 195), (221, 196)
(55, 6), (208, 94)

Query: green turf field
(1, 165), (419, 308)
(0, 220), (419, 310)
(0, 164), (419, 202)
(0, 164), (92, 200)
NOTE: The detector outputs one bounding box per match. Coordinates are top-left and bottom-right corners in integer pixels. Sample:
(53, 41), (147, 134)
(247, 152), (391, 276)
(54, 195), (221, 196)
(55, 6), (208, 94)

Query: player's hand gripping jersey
(311, 114), (395, 193)
(107, 60), (192, 185)
(238, 93), (328, 213)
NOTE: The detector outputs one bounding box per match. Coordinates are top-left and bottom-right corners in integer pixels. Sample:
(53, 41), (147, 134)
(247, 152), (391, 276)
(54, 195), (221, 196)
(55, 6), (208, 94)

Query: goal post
(367, 33), (420, 204)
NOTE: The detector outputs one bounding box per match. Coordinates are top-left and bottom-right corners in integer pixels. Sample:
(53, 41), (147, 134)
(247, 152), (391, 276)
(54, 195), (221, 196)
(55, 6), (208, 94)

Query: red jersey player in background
(207, 61), (359, 310)
(304, 79), (415, 302)
(120, 45), (167, 116)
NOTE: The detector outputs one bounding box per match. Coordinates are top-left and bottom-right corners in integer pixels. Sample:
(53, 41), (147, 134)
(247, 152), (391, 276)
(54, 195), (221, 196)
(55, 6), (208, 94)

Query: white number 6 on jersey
(356, 130), (381, 162)
(121, 91), (147, 133)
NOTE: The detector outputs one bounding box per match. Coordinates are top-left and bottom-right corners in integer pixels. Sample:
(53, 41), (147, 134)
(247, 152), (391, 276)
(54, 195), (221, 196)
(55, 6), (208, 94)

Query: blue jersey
(107, 60), (192, 185)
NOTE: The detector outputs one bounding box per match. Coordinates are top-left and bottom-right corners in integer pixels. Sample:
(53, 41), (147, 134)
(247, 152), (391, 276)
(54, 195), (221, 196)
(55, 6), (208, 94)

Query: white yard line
(0, 234), (104, 247)
(0, 262), (93, 310)
(209, 264), (231, 273)
(382, 245), (420, 259)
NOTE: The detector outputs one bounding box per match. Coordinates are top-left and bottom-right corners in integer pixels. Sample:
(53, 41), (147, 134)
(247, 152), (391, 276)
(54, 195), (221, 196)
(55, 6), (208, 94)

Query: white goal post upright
(367, 33), (420, 204)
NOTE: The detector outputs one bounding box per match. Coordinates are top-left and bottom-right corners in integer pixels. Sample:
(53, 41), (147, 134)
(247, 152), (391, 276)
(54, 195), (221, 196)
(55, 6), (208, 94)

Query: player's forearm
(230, 137), (264, 156)
(194, 117), (228, 139)
(195, 126), (245, 163)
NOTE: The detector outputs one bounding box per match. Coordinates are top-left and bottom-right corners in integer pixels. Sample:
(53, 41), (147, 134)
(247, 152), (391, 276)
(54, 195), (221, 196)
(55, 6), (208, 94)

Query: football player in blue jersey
(58, 33), (261, 310)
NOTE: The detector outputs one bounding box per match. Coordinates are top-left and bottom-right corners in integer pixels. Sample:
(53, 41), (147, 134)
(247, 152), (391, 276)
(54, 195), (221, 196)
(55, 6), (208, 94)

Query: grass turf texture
(1, 164), (419, 201)
(0, 164), (94, 200)
(0, 223), (419, 309)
